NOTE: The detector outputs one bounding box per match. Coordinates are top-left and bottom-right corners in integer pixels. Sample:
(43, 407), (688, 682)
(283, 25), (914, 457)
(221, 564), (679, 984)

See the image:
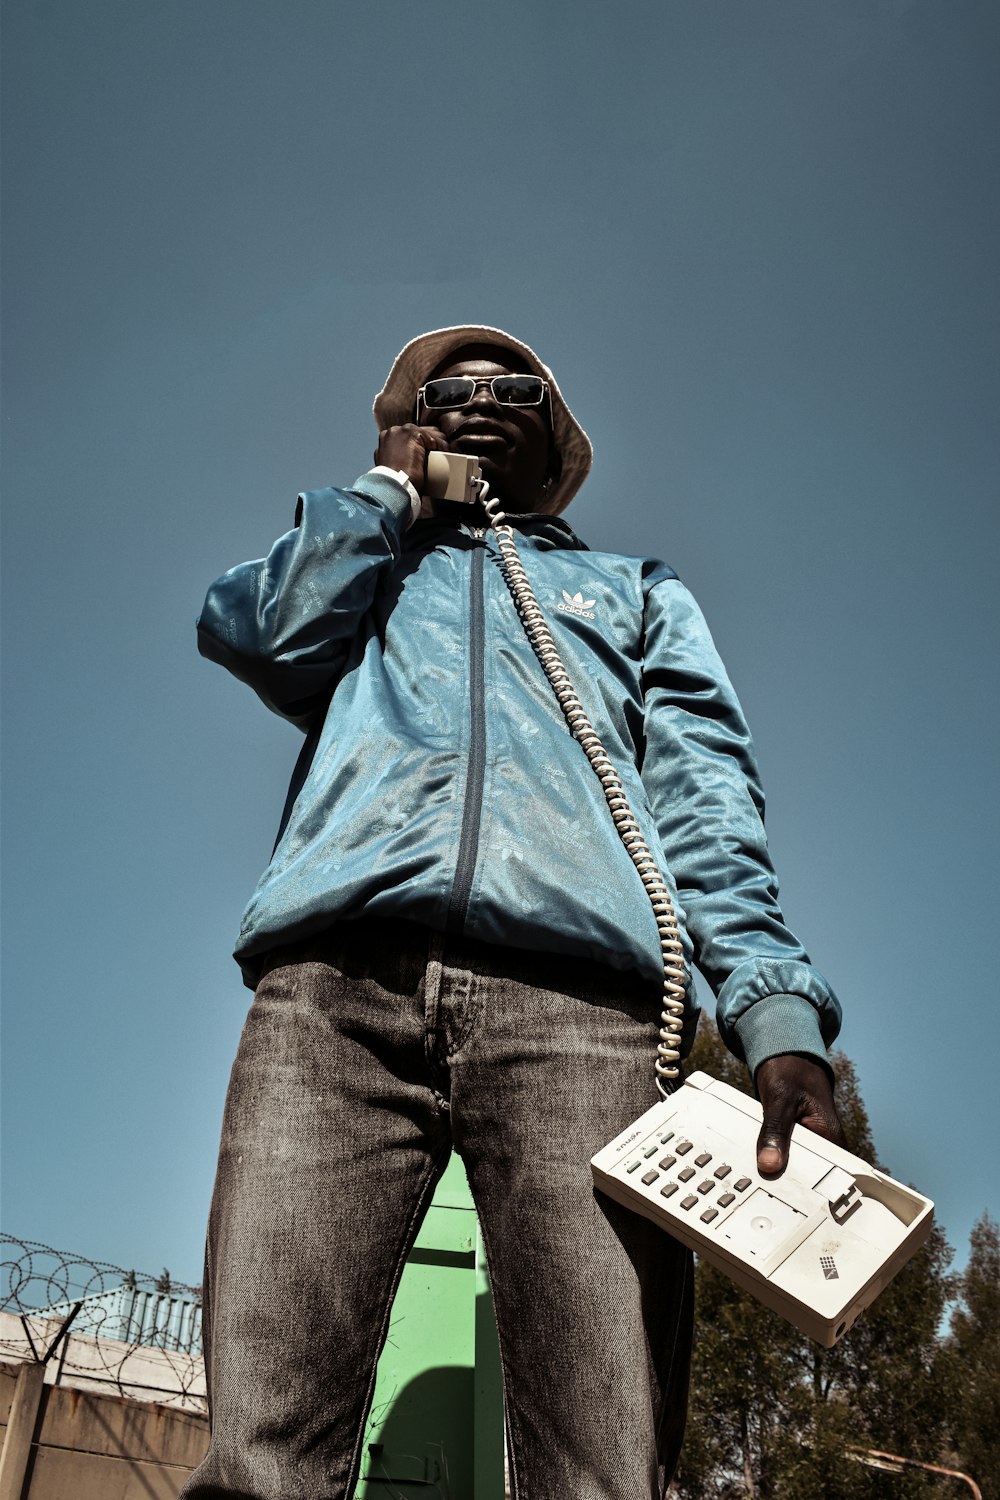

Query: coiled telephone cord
(481, 487), (687, 1093)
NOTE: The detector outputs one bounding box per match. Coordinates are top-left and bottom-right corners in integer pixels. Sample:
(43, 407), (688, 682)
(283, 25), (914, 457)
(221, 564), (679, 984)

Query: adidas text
(557, 589), (596, 620)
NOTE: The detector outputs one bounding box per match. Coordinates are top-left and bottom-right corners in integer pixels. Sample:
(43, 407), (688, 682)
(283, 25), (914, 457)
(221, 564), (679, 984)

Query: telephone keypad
(618, 1124), (765, 1238)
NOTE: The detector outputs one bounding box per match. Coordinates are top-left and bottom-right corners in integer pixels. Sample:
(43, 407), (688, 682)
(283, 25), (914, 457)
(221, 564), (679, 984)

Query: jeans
(180, 919), (694, 1500)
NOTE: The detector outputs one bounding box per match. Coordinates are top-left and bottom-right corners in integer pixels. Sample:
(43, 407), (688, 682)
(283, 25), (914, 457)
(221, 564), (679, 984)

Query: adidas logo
(557, 589), (596, 620)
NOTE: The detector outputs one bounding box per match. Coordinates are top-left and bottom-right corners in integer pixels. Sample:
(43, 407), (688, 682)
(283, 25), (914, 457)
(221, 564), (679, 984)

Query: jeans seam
(662, 1248), (690, 1391)
(470, 1199), (528, 1500)
(200, 1229), (215, 1424)
(342, 1149), (451, 1498)
(656, 1244), (693, 1477)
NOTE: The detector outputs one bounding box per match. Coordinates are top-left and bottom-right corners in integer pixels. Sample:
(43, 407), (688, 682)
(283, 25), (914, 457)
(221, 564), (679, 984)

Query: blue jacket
(198, 470), (841, 1077)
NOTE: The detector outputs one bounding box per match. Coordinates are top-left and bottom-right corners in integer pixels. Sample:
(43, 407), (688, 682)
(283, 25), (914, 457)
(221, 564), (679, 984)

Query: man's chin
(476, 458), (537, 513)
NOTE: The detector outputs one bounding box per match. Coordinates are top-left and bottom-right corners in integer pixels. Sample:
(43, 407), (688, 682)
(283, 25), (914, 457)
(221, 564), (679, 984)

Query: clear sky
(2, 0), (998, 1288)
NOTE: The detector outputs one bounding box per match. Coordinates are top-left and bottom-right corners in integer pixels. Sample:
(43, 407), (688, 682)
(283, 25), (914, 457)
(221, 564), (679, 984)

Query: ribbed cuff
(733, 993), (831, 1080)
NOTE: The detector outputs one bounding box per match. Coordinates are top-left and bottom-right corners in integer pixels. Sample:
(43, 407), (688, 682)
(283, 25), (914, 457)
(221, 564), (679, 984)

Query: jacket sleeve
(197, 471), (414, 727)
(640, 572), (842, 1077)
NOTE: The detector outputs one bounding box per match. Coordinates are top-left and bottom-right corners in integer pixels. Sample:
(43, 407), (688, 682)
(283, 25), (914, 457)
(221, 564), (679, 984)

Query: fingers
(373, 426), (446, 495)
(374, 424), (448, 494)
(754, 1054), (846, 1178)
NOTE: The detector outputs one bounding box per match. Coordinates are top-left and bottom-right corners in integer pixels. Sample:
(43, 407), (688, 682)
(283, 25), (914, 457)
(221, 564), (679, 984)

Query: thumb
(754, 1054), (844, 1178)
(756, 1095), (796, 1177)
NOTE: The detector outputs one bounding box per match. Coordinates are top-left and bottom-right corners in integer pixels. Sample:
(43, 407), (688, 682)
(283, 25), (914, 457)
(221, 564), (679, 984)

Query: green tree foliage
(671, 1021), (955, 1499)
(939, 1213), (1000, 1499)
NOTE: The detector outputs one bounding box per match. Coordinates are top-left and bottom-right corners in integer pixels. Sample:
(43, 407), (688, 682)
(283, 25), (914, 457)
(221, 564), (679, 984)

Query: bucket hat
(373, 324), (592, 514)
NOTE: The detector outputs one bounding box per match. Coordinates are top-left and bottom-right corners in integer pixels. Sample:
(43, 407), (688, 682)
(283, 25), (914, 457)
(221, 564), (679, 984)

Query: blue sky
(2, 0), (997, 1287)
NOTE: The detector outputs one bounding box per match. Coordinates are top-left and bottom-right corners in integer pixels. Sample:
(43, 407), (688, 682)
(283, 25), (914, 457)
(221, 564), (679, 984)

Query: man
(183, 326), (845, 1500)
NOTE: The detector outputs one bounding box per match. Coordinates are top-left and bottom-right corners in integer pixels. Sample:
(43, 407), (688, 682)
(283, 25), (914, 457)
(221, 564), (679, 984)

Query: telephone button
(675, 1141), (693, 1155)
(680, 1195), (698, 1210)
(697, 1180), (714, 1195)
(718, 1192), (736, 1207)
(677, 1167), (695, 1183)
(734, 1177), (752, 1192)
(641, 1170), (659, 1186)
(695, 1152), (712, 1167)
(714, 1164), (732, 1180)
(659, 1155), (677, 1171)
(659, 1182), (678, 1199)
(701, 1208), (719, 1223)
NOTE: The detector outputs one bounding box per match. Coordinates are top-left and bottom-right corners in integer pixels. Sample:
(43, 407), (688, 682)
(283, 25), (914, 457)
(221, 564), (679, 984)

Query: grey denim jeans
(180, 920), (694, 1500)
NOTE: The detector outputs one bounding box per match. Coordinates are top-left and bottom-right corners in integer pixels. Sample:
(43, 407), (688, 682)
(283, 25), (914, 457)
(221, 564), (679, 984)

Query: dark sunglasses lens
(492, 375), (544, 405)
(422, 378), (476, 409)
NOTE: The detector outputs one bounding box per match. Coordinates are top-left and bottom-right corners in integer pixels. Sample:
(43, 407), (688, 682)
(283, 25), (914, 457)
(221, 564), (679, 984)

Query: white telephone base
(592, 1071), (933, 1347)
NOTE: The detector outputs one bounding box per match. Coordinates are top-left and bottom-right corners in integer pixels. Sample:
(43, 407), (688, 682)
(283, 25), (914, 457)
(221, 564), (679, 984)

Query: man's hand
(755, 1053), (847, 1177)
(375, 423), (449, 498)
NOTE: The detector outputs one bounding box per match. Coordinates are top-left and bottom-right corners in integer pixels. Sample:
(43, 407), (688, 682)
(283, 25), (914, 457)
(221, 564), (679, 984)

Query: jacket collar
(407, 508), (588, 552)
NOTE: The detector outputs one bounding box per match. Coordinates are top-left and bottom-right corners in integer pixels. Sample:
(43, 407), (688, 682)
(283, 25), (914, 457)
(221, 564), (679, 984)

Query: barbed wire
(0, 1234), (206, 1411)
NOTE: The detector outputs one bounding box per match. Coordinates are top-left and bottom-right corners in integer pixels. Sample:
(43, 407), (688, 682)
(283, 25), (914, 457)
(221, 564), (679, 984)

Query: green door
(355, 1155), (505, 1499)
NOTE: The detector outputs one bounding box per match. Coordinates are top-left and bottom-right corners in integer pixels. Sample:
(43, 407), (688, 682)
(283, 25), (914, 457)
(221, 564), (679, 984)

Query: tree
(671, 1020), (954, 1499)
(939, 1213), (1000, 1499)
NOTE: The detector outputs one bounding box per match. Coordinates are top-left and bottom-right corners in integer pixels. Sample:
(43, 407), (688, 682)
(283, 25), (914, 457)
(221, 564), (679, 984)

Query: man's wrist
(369, 465), (421, 525)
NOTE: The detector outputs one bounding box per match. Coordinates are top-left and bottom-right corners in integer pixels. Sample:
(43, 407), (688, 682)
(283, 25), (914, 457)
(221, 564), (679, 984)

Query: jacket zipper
(447, 533), (487, 933)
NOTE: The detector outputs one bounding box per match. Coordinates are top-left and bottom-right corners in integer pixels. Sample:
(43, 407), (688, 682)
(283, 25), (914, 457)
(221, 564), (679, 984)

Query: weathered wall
(0, 1361), (209, 1500)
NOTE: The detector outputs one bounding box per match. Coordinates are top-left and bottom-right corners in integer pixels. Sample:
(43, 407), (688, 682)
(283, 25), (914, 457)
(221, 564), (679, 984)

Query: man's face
(418, 344), (556, 513)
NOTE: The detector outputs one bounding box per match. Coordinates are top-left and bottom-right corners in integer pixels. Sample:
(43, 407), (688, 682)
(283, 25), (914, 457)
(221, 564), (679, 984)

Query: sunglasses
(416, 374), (549, 414)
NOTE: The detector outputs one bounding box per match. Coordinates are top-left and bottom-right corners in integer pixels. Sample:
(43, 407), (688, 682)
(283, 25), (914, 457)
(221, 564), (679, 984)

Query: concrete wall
(0, 1361), (208, 1500)
(0, 1311), (206, 1410)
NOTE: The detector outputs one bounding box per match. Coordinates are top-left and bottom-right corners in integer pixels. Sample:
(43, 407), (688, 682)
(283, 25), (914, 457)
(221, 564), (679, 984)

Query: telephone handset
(424, 451), (483, 505)
(450, 462), (933, 1346)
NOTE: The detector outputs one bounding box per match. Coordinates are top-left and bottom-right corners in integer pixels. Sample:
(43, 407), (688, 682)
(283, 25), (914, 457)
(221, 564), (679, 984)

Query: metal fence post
(0, 1361), (46, 1500)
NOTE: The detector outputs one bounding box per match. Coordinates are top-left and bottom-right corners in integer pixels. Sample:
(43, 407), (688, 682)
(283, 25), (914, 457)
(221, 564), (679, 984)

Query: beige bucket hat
(373, 324), (593, 514)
